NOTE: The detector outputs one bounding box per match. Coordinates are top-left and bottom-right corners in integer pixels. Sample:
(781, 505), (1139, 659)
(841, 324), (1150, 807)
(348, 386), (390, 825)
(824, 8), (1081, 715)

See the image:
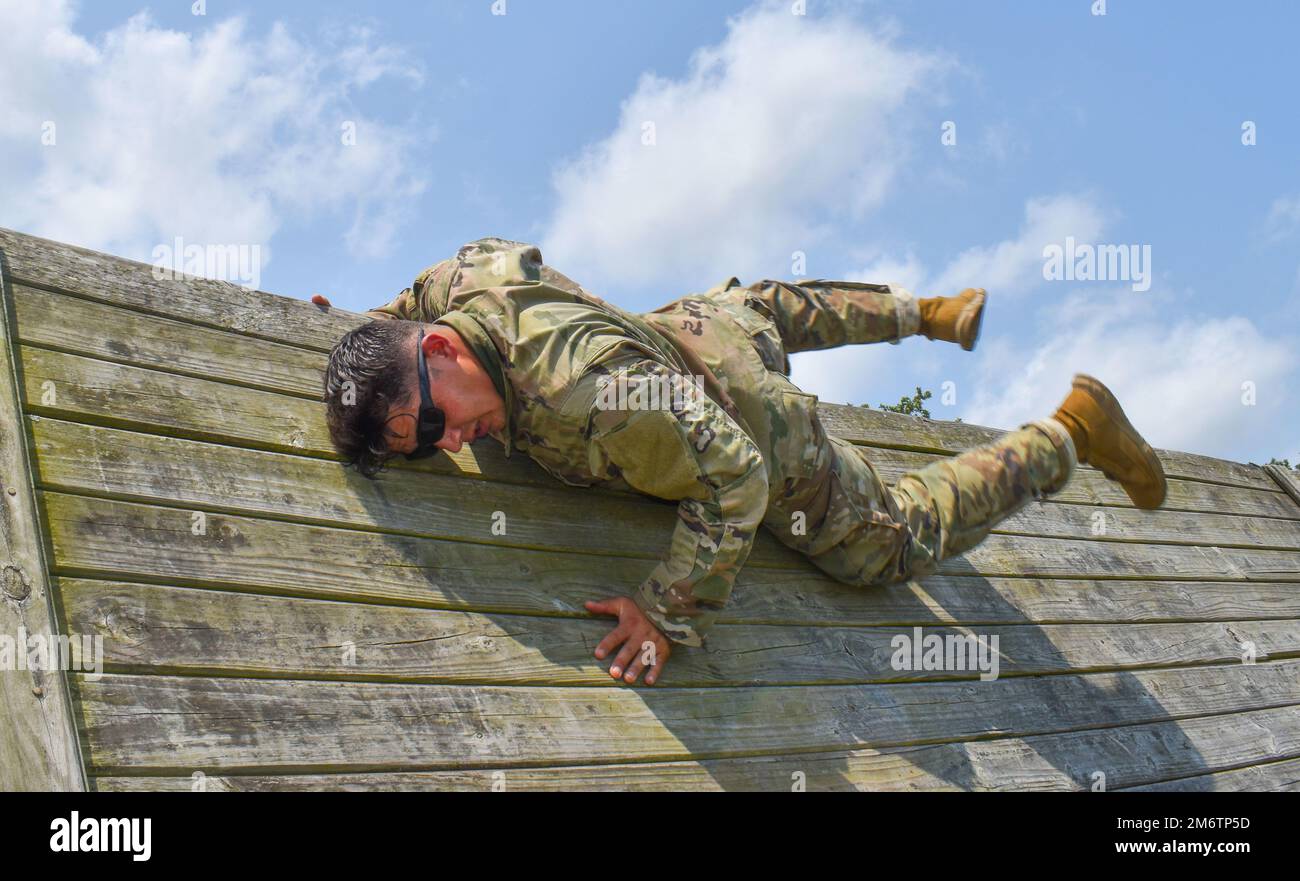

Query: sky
(1, 0), (1297, 465)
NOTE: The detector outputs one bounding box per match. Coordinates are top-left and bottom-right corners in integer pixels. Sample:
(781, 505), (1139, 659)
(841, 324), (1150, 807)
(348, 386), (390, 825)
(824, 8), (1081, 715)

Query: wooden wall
(2, 227), (1299, 791)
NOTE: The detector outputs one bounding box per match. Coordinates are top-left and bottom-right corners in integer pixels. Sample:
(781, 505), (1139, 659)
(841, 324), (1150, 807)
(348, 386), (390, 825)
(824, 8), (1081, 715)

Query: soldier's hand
(585, 597), (673, 686)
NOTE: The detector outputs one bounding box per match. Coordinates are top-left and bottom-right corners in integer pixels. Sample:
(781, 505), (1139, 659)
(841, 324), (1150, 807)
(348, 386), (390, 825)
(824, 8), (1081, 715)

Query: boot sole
(1073, 373), (1167, 509)
(957, 289), (985, 351)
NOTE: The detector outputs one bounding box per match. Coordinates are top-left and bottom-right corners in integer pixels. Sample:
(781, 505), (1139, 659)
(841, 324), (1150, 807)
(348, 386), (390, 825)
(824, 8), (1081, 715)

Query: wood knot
(2, 564), (31, 601)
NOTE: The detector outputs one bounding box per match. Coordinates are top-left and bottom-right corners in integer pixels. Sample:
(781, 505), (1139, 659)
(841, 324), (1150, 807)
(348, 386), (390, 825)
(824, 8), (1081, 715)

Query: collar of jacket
(423, 257), (457, 312)
(433, 309), (518, 457)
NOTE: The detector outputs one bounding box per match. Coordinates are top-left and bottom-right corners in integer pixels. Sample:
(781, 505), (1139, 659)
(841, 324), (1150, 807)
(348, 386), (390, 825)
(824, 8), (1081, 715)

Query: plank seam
(18, 343), (1293, 513)
(45, 570), (1300, 629)
(17, 336), (323, 402)
(839, 434), (1280, 494)
(68, 652), (1300, 691)
(7, 274), (344, 355)
(87, 713), (1300, 788)
(40, 477), (1300, 555)
(40, 469), (1300, 585)
(79, 646), (1300, 689)
(1112, 751), (1300, 791)
(75, 674), (1300, 776)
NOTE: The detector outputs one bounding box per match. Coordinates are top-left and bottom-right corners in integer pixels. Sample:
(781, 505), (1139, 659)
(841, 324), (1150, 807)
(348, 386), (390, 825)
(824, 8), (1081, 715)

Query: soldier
(320, 238), (1166, 685)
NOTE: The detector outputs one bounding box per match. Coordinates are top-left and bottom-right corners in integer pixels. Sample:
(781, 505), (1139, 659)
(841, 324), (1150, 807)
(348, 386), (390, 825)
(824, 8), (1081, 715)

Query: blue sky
(2, 0), (1297, 464)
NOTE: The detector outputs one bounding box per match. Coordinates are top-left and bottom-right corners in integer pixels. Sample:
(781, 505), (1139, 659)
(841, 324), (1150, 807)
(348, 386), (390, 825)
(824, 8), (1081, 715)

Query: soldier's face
(383, 328), (507, 456)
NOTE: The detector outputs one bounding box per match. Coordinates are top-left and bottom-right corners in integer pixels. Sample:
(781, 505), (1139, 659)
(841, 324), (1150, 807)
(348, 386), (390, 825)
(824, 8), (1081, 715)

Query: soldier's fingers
(625, 635), (660, 684)
(644, 642), (670, 685)
(609, 641), (640, 681)
(639, 641), (670, 691)
(584, 599), (619, 618)
(623, 654), (646, 684)
(594, 625), (627, 660)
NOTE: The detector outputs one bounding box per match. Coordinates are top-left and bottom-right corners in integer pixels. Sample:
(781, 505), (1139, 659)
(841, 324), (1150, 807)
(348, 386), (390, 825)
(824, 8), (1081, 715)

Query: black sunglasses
(403, 324), (446, 460)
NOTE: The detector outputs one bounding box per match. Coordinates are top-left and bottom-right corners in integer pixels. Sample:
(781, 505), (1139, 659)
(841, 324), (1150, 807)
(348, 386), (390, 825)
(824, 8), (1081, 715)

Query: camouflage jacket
(365, 238), (771, 646)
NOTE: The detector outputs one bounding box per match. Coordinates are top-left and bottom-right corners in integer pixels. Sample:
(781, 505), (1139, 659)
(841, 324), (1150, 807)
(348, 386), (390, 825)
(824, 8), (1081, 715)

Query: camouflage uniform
(364, 239), (1077, 646)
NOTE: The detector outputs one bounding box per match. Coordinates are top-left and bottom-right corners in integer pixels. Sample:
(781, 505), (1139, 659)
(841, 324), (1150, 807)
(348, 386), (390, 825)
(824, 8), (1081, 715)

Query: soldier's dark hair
(322, 320), (423, 478)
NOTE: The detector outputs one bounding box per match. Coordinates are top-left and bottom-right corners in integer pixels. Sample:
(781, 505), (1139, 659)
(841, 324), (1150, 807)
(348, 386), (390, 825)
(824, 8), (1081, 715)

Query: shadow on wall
(352, 441), (1213, 792)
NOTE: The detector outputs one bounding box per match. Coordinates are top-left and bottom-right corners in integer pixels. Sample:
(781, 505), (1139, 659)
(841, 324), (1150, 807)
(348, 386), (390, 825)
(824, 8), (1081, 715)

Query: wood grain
(0, 250), (84, 790)
(0, 226), (363, 351)
(90, 702), (1300, 791)
(22, 344), (1296, 519)
(40, 494), (1300, 632)
(31, 418), (1300, 554)
(58, 577), (1300, 686)
(75, 659), (1300, 772)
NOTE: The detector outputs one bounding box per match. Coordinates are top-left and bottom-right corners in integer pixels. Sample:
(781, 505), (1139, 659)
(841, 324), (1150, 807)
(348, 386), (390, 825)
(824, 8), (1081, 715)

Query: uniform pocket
(769, 385), (825, 482)
(724, 297), (789, 375)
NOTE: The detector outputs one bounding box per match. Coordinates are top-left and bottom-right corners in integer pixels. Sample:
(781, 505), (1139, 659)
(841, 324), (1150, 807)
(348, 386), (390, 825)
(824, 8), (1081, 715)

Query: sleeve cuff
(887, 284), (920, 343)
(633, 585), (710, 648)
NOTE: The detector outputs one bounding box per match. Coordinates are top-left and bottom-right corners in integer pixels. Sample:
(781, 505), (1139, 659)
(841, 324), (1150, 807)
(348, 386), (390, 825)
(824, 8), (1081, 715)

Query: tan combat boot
(919, 288), (986, 351)
(1052, 374), (1167, 509)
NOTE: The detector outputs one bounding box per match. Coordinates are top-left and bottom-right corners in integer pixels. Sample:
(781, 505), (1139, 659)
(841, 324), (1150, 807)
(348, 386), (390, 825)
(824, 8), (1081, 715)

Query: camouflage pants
(646, 277), (1077, 586)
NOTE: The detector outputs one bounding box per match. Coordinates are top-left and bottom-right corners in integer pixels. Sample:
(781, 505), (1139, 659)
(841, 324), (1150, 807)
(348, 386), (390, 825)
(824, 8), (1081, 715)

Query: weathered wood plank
(13, 283), (324, 398)
(41, 493), (1300, 626)
(27, 415), (805, 569)
(989, 498), (1300, 550)
(22, 345), (1298, 519)
(868, 446), (1299, 522)
(956, 534), (1300, 580)
(20, 345), (331, 456)
(42, 491), (1300, 613)
(21, 344), (1298, 524)
(15, 289), (542, 488)
(0, 253), (85, 790)
(75, 659), (1300, 771)
(1266, 464), (1300, 512)
(1124, 755), (1300, 792)
(32, 417), (1300, 551)
(31, 420), (1300, 587)
(818, 404), (1278, 491)
(59, 578), (1300, 686)
(0, 226), (363, 351)
(88, 703), (1300, 791)
(17, 345), (642, 491)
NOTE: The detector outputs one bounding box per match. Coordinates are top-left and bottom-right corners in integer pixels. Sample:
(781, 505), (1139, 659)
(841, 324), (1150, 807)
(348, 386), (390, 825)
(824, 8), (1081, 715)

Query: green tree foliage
(876, 386), (932, 419)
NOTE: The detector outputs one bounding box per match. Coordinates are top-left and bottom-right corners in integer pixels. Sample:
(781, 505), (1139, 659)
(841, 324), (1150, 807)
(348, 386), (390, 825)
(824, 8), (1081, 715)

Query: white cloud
(794, 193), (1108, 410)
(1264, 196), (1300, 304)
(928, 194), (1108, 296)
(1263, 195), (1300, 244)
(978, 121), (1024, 164)
(540, 1), (948, 291)
(805, 193), (1296, 461)
(848, 251), (928, 293)
(960, 289), (1297, 460)
(0, 0), (426, 268)
(846, 193), (1107, 297)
